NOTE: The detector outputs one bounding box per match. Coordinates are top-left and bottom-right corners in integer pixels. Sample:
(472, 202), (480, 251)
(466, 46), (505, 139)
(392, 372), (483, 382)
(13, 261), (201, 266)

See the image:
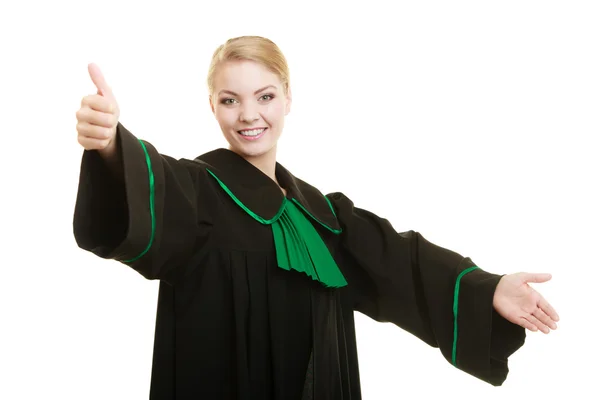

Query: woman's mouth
(237, 128), (267, 141)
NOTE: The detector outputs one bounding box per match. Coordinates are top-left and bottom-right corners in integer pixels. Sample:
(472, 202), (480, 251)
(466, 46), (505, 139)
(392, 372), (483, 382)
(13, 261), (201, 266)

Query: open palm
(493, 272), (559, 333)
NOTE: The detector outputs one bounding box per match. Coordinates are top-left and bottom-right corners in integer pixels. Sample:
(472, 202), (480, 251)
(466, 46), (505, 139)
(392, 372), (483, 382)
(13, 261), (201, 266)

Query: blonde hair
(207, 36), (290, 96)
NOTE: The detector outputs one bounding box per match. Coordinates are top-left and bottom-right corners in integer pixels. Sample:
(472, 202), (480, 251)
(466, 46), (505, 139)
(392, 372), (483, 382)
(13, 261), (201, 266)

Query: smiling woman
(207, 37), (292, 183)
(72, 35), (559, 399)
(210, 60), (291, 183)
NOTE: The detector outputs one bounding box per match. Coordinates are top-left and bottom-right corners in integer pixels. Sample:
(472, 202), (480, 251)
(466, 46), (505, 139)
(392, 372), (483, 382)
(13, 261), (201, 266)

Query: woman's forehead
(214, 60), (282, 93)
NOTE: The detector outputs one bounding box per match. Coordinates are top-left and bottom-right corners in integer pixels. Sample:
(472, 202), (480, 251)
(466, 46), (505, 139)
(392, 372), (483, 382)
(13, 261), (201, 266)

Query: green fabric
(273, 201), (347, 288)
(206, 168), (347, 288)
(124, 139), (156, 263)
(452, 265), (479, 366)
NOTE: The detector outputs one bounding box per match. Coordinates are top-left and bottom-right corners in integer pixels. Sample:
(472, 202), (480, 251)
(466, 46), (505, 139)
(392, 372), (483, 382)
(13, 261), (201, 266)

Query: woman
(73, 36), (559, 399)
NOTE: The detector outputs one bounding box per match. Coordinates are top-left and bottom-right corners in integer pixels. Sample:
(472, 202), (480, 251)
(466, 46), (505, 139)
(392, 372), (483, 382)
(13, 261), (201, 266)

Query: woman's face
(210, 60), (291, 161)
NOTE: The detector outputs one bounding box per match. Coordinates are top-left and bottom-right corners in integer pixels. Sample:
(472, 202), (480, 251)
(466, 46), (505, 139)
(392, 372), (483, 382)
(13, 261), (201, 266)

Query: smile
(237, 128), (267, 140)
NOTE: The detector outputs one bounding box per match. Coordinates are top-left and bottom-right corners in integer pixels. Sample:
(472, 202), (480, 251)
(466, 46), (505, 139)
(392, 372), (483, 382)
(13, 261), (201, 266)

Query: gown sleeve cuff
(451, 258), (526, 386)
(73, 122), (163, 263)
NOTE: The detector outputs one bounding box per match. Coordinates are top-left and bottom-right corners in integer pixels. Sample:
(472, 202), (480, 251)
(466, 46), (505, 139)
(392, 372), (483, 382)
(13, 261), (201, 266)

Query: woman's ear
(285, 86), (292, 115)
(209, 95), (215, 114)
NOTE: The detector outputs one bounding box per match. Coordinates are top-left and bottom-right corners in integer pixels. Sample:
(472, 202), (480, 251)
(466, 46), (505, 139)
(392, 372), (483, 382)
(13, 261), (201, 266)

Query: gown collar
(194, 148), (341, 233)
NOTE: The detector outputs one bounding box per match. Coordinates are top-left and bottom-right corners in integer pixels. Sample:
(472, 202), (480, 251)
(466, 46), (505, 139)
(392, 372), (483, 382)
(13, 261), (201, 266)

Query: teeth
(239, 128), (265, 136)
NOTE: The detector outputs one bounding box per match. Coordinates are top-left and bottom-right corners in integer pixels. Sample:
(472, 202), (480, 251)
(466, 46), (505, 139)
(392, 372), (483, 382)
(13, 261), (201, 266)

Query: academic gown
(73, 123), (526, 399)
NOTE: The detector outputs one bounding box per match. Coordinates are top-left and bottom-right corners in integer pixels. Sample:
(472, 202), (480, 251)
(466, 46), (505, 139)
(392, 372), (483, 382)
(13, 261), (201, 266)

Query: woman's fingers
(538, 296), (560, 322)
(533, 307), (557, 331)
(523, 313), (549, 334)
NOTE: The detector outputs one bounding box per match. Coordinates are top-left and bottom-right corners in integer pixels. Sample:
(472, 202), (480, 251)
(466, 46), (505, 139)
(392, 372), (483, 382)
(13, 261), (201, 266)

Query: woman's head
(208, 36), (292, 161)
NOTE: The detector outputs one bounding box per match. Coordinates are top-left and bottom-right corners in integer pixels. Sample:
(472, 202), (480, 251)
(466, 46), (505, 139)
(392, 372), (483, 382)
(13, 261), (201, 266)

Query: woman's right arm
(73, 64), (214, 285)
(73, 122), (214, 285)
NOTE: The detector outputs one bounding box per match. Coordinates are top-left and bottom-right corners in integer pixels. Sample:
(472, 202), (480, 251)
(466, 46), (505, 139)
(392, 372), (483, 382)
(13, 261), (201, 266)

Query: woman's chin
(227, 136), (273, 156)
(230, 142), (275, 159)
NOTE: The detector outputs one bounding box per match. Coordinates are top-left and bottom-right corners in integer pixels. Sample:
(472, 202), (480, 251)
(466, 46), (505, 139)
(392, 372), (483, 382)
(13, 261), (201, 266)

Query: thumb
(88, 63), (114, 99)
(521, 272), (552, 284)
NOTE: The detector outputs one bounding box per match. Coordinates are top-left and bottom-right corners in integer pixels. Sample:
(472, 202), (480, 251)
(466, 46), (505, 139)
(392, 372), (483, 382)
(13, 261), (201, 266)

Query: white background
(1, 0), (598, 398)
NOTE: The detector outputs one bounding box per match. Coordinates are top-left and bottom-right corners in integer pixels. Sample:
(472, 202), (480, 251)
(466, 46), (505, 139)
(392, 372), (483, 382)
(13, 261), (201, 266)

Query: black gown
(73, 123), (526, 399)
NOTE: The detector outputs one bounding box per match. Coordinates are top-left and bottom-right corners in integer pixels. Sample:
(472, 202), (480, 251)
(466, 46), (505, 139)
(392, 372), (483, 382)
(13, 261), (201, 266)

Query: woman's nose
(239, 105), (259, 123)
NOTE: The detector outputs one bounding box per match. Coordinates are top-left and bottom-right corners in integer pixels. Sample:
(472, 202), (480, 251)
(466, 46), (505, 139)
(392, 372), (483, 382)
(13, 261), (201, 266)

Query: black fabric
(197, 148), (341, 232)
(73, 122), (526, 399)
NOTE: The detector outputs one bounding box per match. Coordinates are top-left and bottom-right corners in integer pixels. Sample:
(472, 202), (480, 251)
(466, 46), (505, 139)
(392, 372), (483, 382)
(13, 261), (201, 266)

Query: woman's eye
(220, 95), (272, 105)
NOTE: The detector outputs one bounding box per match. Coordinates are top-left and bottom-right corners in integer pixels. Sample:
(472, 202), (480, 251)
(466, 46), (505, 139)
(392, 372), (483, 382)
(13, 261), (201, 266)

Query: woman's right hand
(76, 63), (120, 155)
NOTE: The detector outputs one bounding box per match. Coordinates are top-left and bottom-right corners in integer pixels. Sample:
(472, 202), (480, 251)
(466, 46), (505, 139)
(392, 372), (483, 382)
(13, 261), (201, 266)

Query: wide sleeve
(326, 192), (526, 386)
(73, 122), (214, 285)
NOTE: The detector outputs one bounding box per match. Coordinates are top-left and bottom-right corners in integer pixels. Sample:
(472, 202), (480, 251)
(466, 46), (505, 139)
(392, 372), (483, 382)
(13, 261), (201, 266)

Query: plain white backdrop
(1, 0), (598, 398)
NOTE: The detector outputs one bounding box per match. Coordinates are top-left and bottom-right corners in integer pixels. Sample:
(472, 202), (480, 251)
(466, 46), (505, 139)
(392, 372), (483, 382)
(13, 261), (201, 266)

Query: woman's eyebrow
(219, 85), (277, 96)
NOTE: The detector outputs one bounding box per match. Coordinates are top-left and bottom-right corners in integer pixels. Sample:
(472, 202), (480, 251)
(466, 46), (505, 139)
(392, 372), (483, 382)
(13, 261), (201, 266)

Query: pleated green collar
(194, 149), (347, 288)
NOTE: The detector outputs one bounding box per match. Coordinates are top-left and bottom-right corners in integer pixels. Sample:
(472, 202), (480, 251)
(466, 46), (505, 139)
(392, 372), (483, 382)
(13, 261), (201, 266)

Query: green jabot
(272, 200), (347, 288)
(207, 169), (347, 288)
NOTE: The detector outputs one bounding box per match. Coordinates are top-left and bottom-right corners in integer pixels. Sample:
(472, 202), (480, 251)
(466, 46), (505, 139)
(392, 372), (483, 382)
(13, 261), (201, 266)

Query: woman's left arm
(327, 192), (558, 386)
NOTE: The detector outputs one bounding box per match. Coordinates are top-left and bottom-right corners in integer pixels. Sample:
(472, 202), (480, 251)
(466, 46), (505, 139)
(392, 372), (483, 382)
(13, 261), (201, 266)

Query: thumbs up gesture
(76, 63), (120, 153)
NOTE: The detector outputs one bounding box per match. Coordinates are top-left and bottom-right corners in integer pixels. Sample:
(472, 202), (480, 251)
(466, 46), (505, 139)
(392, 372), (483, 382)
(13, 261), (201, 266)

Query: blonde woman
(73, 36), (559, 399)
